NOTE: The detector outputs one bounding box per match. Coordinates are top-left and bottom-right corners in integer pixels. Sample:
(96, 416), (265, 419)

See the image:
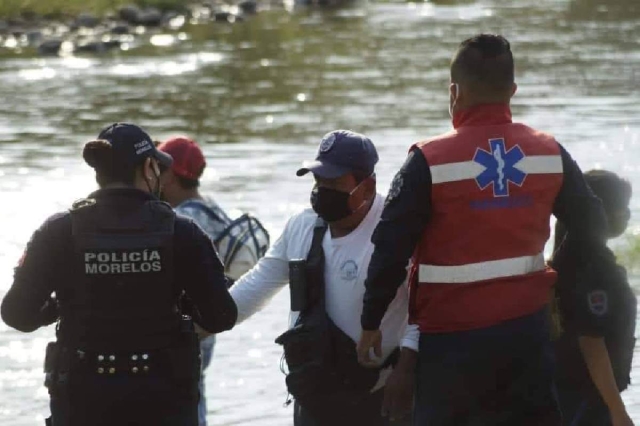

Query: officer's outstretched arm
(176, 219), (238, 333)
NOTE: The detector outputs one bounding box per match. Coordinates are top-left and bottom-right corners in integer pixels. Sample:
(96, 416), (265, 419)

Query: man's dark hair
(451, 34), (514, 98)
(176, 175), (200, 190)
(83, 140), (137, 187)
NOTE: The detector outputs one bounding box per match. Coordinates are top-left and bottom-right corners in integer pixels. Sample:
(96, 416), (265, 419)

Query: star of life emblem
(473, 138), (527, 197)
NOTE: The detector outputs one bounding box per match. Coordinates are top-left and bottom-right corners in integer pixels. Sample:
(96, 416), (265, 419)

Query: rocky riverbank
(0, 1), (275, 57)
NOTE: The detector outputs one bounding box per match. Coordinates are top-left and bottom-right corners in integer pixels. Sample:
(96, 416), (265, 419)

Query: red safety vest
(409, 104), (564, 333)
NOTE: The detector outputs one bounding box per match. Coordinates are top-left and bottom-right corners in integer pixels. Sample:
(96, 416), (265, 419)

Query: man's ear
(142, 158), (154, 180)
(449, 82), (458, 99)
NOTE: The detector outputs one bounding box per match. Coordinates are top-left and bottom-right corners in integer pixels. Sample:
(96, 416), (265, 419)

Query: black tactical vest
(275, 219), (398, 418)
(59, 197), (177, 351)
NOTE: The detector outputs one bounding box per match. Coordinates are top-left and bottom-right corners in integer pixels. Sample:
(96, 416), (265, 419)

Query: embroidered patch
(588, 290), (608, 316)
(319, 133), (336, 153)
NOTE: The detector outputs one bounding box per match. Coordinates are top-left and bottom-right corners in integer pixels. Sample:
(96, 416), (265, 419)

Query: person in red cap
(157, 136), (234, 426)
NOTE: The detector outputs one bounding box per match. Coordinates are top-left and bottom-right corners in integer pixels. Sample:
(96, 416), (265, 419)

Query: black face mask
(310, 186), (352, 222)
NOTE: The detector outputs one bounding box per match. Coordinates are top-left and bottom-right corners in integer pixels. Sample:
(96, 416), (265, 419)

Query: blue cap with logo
(296, 130), (379, 178)
(97, 123), (173, 168)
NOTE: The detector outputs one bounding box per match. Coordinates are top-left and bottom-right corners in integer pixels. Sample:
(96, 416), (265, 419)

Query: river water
(0, 0), (639, 424)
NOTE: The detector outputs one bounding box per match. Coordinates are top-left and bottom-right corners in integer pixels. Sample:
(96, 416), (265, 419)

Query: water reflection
(569, 0), (640, 20)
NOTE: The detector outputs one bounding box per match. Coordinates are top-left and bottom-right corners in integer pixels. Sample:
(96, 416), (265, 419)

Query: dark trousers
(557, 386), (611, 426)
(48, 374), (198, 426)
(414, 308), (562, 426)
(294, 389), (412, 426)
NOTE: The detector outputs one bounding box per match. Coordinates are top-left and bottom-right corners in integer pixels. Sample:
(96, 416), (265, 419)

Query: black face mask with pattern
(310, 186), (352, 223)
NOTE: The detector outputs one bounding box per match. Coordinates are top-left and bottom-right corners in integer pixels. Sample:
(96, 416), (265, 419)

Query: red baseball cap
(157, 136), (206, 180)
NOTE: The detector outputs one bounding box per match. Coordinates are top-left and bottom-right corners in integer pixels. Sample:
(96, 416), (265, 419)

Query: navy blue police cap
(97, 123), (173, 168)
(296, 130), (379, 179)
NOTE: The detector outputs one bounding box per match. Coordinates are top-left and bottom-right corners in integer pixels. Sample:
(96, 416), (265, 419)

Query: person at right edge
(552, 170), (635, 426)
(356, 34), (612, 426)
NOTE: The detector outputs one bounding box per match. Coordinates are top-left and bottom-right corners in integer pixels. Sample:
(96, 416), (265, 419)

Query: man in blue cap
(229, 130), (418, 425)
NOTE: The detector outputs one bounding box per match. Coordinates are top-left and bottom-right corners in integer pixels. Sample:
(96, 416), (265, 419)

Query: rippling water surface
(0, 0), (639, 424)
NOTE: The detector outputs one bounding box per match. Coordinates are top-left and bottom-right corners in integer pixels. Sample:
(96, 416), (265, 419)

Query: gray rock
(164, 12), (186, 29)
(75, 39), (121, 54)
(163, 11), (180, 21)
(7, 18), (25, 27)
(76, 13), (100, 28)
(137, 8), (163, 27)
(0, 20), (9, 34)
(214, 12), (236, 23)
(110, 24), (130, 35)
(75, 41), (106, 54)
(119, 5), (142, 24)
(38, 39), (63, 56)
(103, 40), (122, 50)
(26, 30), (43, 45)
(239, 0), (258, 15)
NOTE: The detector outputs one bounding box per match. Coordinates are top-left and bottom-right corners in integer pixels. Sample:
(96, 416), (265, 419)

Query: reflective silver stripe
(514, 155), (563, 174)
(418, 253), (546, 284)
(430, 155), (562, 185)
(431, 161), (483, 184)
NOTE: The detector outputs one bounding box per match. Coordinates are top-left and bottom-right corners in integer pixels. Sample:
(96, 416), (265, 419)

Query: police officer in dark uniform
(0, 123), (238, 426)
(552, 170), (635, 426)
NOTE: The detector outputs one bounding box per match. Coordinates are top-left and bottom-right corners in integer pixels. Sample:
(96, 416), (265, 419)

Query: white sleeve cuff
(400, 323), (420, 352)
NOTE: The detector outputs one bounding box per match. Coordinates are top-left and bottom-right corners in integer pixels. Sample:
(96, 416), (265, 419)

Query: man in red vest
(357, 34), (610, 425)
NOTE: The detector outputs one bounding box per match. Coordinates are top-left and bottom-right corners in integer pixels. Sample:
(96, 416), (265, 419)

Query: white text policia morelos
(84, 250), (162, 274)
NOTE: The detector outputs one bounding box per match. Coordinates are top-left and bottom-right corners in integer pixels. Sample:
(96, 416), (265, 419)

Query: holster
(44, 342), (70, 392)
(288, 259), (307, 312)
(44, 342), (58, 389)
(44, 342), (72, 426)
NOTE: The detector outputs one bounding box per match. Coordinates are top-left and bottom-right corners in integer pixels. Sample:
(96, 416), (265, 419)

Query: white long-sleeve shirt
(230, 194), (419, 366)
